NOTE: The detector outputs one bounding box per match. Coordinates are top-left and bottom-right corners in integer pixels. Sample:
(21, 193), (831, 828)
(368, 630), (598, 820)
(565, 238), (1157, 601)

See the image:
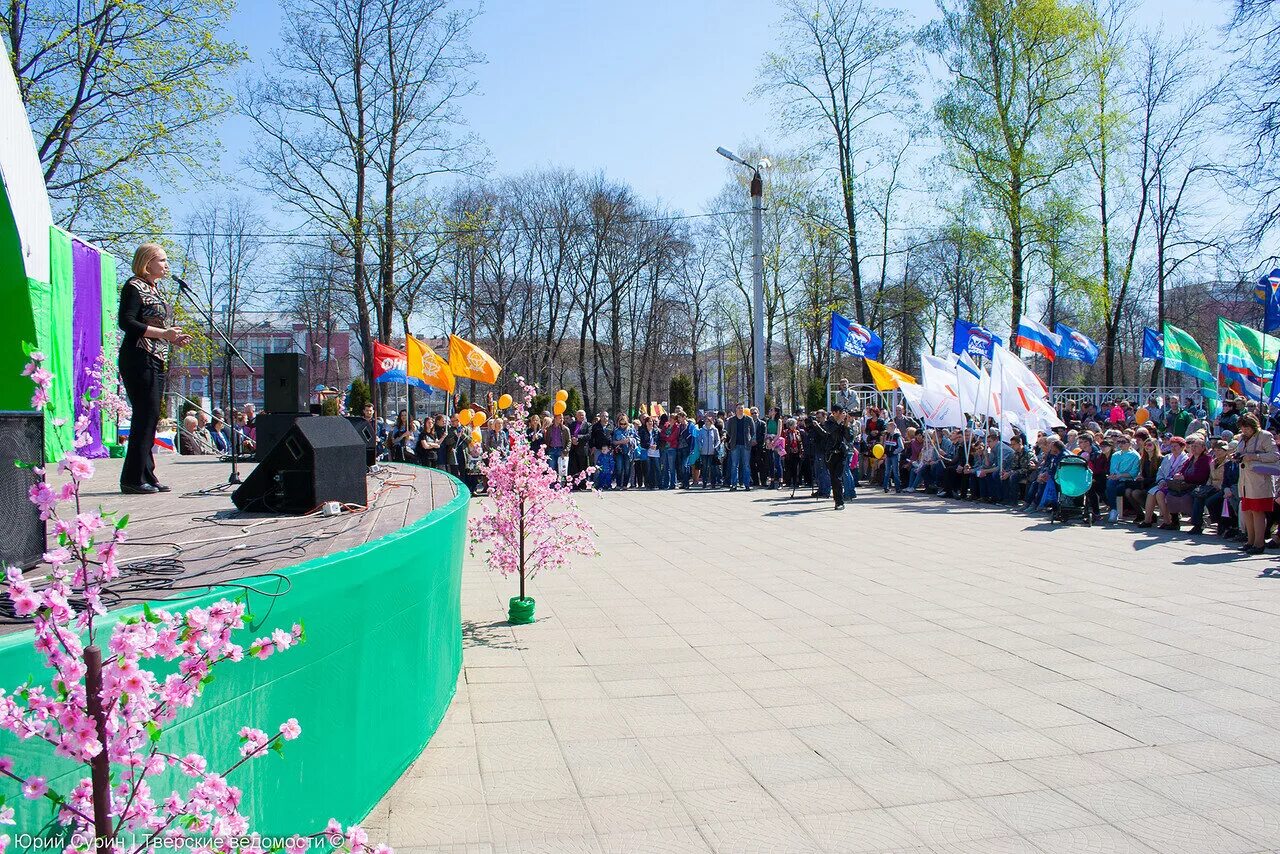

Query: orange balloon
(553, 400), (567, 415)
(457, 409), (473, 426)
(1135, 407), (1149, 425)
(473, 411), (487, 428)
(471, 429), (482, 444)
(497, 393), (513, 409)
(555, 389), (569, 402)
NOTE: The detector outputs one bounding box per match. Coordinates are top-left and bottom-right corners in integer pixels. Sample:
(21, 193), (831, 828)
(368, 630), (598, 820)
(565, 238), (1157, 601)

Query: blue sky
(199, 0), (1231, 225)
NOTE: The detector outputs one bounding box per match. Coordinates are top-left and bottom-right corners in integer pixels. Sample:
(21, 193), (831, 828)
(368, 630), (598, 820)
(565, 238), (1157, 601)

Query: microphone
(171, 275), (189, 293)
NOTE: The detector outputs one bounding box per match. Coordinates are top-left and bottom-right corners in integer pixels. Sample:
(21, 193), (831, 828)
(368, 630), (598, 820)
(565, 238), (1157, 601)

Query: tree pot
(508, 596), (536, 625)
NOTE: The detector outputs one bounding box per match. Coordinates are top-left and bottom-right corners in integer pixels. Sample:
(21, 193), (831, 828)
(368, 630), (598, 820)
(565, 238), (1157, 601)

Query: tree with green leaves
(924, 0), (1100, 340)
(565, 387), (584, 417)
(2, 0), (244, 242)
(346, 377), (372, 414)
(668, 373), (694, 415)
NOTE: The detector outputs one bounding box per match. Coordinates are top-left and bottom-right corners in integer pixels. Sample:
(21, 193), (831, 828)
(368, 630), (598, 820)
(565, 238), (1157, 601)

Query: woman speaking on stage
(118, 243), (191, 494)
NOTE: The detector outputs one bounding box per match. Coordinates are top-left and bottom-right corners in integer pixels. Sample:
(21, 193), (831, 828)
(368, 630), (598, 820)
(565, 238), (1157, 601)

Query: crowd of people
(171, 383), (1280, 557)
(177, 403), (258, 456)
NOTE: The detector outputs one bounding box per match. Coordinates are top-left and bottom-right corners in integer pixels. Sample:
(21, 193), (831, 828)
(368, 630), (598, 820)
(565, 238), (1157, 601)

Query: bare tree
(179, 197), (265, 411)
(756, 0), (916, 327)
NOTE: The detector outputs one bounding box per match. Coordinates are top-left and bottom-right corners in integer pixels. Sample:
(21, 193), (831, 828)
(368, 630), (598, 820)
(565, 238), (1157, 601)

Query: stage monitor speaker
(346, 416), (378, 468)
(232, 417), (367, 514)
(254, 412), (314, 462)
(264, 352), (307, 413)
(0, 412), (46, 567)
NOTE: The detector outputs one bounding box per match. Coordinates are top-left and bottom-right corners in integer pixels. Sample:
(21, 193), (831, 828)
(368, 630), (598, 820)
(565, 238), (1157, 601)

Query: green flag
(1217, 317), (1279, 376)
(1162, 322), (1214, 385)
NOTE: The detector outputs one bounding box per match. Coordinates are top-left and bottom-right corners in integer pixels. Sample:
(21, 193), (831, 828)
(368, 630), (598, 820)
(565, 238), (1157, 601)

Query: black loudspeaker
(254, 412), (315, 462)
(0, 413), (46, 567)
(264, 353), (307, 414)
(232, 417), (367, 513)
(346, 416), (378, 467)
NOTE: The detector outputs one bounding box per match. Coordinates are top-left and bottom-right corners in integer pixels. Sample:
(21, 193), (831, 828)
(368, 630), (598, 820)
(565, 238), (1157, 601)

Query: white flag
(920, 352), (960, 398)
(994, 345), (1049, 401)
(954, 353), (983, 415)
(900, 381), (965, 429)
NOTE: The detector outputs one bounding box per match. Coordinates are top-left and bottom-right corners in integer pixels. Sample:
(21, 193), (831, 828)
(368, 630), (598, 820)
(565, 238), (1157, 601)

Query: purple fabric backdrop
(72, 240), (106, 458)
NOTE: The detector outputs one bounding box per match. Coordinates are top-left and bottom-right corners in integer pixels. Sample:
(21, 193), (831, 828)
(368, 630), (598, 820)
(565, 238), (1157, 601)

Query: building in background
(170, 311), (362, 412)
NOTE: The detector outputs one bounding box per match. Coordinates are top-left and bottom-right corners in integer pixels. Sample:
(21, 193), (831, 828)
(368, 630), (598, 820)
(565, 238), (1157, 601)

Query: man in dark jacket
(724, 405), (757, 491)
(811, 406), (851, 509)
(807, 411), (833, 498)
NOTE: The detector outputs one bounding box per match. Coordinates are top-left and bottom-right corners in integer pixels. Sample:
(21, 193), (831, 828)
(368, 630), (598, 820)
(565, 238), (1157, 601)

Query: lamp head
(716, 146), (747, 166)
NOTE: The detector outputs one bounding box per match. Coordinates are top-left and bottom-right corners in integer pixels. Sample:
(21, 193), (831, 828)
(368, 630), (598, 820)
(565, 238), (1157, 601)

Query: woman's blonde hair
(131, 243), (166, 278)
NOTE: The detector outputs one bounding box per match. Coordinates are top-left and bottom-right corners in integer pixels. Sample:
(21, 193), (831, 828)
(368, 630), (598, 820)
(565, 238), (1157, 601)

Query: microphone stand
(173, 277), (255, 486)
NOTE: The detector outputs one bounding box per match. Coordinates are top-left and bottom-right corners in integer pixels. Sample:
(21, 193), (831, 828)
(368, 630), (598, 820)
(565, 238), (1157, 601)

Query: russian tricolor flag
(1014, 317), (1061, 362)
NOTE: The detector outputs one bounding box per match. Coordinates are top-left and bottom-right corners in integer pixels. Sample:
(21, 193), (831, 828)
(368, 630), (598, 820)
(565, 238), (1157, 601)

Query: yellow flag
(407, 334), (455, 393)
(865, 357), (916, 391)
(448, 334), (501, 384)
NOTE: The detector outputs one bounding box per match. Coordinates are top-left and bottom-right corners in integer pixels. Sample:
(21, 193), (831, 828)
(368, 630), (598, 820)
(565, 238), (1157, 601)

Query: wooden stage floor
(3, 456), (458, 634)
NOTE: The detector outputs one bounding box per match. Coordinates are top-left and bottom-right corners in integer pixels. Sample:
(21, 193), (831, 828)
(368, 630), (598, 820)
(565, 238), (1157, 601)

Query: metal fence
(824, 383), (1200, 415)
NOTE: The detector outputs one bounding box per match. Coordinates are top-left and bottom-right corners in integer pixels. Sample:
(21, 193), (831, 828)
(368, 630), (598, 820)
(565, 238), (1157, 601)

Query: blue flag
(829, 312), (883, 359)
(952, 318), (1001, 359)
(1141, 327), (1163, 360)
(1266, 268), (1280, 334)
(1272, 356), (1280, 407)
(374, 369), (436, 395)
(1054, 323), (1100, 365)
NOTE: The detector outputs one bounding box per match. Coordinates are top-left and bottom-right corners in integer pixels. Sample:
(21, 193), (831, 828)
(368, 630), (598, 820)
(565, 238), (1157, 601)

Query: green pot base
(508, 596), (536, 624)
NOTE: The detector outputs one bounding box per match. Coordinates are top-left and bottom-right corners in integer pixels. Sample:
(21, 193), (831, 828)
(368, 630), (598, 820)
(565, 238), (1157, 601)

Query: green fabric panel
(44, 228), (74, 460)
(0, 184), (40, 412)
(99, 252), (119, 442)
(0, 477), (468, 836)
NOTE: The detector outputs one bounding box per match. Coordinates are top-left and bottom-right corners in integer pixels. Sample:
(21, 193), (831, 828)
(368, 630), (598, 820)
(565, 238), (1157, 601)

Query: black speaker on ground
(254, 412), (314, 462)
(0, 412), (46, 567)
(232, 417), (367, 513)
(346, 416), (378, 467)
(264, 352), (307, 414)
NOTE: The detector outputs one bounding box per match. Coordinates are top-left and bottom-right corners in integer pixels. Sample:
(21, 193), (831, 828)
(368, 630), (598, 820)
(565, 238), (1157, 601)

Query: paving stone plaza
(372, 490), (1280, 853)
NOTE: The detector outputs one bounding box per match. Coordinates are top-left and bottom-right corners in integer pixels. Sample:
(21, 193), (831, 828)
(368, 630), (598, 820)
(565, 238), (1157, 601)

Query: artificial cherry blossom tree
(468, 379), (595, 621)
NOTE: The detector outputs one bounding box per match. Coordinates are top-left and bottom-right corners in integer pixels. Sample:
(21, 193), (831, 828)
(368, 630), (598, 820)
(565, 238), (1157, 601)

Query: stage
(0, 454), (470, 835)
(3, 456), (459, 631)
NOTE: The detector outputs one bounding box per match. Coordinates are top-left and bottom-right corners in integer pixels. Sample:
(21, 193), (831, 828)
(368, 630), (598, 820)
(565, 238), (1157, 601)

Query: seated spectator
(178, 415), (208, 455)
(1156, 432), (1210, 529)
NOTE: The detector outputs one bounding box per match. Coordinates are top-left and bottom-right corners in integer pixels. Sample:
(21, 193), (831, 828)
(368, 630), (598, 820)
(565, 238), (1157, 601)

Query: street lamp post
(717, 147), (766, 413)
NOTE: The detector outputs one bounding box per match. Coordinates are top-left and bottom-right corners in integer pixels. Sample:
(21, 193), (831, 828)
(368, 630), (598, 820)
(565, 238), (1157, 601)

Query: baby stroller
(1052, 454), (1094, 526)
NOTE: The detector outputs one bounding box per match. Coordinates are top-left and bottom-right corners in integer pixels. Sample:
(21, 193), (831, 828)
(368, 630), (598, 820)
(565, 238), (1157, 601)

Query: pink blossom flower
(279, 718), (301, 740)
(41, 548), (71, 567)
(175, 753), (207, 777)
(21, 776), (47, 799)
(58, 454), (93, 481)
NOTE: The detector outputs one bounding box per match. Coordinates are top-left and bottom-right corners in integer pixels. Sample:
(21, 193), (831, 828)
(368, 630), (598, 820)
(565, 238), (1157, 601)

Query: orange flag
(448, 334), (501, 384)
(407, 334), (455, 393)
(864, 357), (916, 391)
